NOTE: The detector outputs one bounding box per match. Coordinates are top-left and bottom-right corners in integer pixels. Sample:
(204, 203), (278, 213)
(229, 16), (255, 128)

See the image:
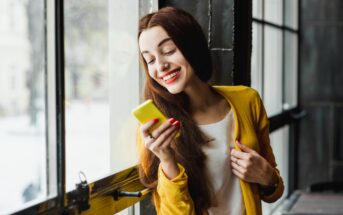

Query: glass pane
(262, 126), (289, 214)
(263, 26), (283, 116)
(253, 0), (262, 19)
(116, 203), (140, 215)
(284, 32), (298, 110)
(0, 0), (49, 213)
(64, 0), (140, 191)
(285, 0), (298, 29)
(264, 0), (283, 26)
(251, 23), (263, 95)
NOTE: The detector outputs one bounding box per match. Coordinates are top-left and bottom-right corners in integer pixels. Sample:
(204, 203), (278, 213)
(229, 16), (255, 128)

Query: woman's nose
(157, 60), (169, 72)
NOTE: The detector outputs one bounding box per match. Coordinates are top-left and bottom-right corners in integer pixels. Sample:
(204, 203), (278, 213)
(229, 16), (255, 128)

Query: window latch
(111, 188), (151, 201)
(290, 109), (307, 120)
(68, 171), (91, 213)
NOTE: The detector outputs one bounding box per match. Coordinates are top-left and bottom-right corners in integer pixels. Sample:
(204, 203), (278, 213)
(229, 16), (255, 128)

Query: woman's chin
(166, 86), (182, 94)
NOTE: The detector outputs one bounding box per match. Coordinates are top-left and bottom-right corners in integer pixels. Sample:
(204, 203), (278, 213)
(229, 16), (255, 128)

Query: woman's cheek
(148, 69), (155, 79)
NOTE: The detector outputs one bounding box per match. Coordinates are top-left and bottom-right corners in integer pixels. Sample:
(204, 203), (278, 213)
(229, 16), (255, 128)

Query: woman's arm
(155, 163), (196, 215)
(252, 90), (285, 202)
(230, 89), (284, 203)
(139, 119), (196, 214)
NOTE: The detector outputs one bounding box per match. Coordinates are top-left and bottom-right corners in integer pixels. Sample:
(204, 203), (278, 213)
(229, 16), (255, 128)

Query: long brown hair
(138, 7), (213, 214)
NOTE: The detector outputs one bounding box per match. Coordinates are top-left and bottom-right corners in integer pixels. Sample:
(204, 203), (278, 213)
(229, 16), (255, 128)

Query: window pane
(285, 0), (298, 29)
(64, 0), (140, 191)
(252, 0), (262, 19)
(284, 32), (298, 110)
(263, 26), (283, 116)
(251, 23), (263, 95)
(264, 0), (283, 26)
(0, 0), (50, 213)
(262, 126), (289, 213)
(116, 203), (140, 215)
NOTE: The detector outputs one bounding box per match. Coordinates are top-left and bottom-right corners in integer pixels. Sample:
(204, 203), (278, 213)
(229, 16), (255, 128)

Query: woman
(137, 6), (284, 215)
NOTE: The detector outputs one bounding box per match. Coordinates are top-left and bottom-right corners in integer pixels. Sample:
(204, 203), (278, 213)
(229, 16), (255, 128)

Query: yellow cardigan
(139, 86), (284, 215)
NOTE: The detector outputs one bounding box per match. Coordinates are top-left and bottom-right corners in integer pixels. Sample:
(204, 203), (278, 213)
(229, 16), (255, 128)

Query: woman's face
(139, 26), (195, 94)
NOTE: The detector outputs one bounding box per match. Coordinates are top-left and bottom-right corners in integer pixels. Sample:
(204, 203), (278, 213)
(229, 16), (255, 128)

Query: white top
(198, 110), (245, 215)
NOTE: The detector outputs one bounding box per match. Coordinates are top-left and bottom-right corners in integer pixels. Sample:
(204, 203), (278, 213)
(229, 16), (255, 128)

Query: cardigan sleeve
(136, 127), (196, 214)
(155, 163), (196, 215)
(252, 90), (285, 203)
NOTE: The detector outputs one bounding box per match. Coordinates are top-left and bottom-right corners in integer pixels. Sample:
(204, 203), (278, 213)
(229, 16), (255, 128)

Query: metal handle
(112, 188), (151, 201)
(290, 110), (307, 120)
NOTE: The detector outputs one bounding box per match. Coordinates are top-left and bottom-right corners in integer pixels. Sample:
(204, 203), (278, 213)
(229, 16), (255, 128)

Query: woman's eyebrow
(157, 38), (172, 47)
(141, 38), (172, 54)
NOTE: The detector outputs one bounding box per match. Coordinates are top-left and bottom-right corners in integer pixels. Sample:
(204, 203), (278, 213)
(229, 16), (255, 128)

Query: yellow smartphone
(132, 99), (180, 137)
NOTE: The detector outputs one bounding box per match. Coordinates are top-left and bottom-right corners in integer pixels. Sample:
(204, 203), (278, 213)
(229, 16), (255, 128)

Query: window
(262, 125), (290, 214)
(1, 0), (158, 214)
(252, 0), (299, 213)
(0, 0), (54, 214)
(252, 0), (299, 116)
(64, 0), (141, 191)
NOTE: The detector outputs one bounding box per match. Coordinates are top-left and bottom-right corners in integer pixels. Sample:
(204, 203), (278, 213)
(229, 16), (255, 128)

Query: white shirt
(198, 110), (245, 215)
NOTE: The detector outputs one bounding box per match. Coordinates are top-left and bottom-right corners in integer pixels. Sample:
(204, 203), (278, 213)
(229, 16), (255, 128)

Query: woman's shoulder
(212, 85), (261, 101)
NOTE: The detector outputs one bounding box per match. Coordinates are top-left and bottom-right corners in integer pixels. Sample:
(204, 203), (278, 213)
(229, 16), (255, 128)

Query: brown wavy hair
(138, 7), (213, 214)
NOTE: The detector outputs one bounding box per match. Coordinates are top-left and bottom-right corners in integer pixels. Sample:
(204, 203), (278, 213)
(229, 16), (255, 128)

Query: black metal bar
(294, 0), (302, 192)
(233, 0), (252, 86)
(252, 18), (299, 33)
(55, 0), (66, 208)
(269, 108), (306, 133)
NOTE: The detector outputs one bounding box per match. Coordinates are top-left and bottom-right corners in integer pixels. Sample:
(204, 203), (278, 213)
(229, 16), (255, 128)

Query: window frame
(249, 0), (303, 199)
(14, 0), (157, 214)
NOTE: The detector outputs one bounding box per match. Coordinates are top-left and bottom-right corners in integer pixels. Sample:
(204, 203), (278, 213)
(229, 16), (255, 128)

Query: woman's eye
(147, 59), (155, 65)
(164, 49), (176, 55)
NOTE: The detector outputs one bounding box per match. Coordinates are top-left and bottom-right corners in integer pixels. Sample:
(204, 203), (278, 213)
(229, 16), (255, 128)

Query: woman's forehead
(139, 26), (173, 52)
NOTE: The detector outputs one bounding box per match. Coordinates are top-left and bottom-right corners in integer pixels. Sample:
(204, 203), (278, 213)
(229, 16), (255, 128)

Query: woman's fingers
(231, 148), (251, 161)
(150, 118), (176, 139)
(232, 168), (244, 180)
(231, 160), (246, 174)
(140, 118), (159, 137)
(160, 127), (179, 148)
(147, 120), (179, 151)
(149, 129), (176, 152)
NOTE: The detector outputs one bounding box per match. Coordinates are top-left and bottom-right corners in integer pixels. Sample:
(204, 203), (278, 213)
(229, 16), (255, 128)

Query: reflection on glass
(251, 23), (263, 95)
(284, 32), (298, 110)
(264, 0), (283, 26)
(0, 0), (47, 213)
(64, 0), (140, 191)
(263, 26), (283, 116)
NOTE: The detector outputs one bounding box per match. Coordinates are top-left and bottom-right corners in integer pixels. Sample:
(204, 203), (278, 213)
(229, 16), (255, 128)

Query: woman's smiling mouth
(160, 68), (181, 84)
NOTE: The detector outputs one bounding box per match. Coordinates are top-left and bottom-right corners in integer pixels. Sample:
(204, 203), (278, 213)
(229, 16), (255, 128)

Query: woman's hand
(140, 118), (180, 179)
(230, 141), (278, 187)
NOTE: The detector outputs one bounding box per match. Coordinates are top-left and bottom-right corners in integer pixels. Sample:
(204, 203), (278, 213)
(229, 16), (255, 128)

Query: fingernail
(173, 121), (180, 128)
(153, 118), (159, 123)
(169, 118), (175, 124)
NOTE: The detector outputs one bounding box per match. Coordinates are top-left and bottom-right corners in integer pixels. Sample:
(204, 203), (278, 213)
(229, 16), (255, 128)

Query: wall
(159, 0), (235, 85)
(299, 0), (343, 188)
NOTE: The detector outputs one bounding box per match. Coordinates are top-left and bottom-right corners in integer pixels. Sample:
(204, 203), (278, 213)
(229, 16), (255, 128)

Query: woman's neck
(183, 78), (221, 114)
